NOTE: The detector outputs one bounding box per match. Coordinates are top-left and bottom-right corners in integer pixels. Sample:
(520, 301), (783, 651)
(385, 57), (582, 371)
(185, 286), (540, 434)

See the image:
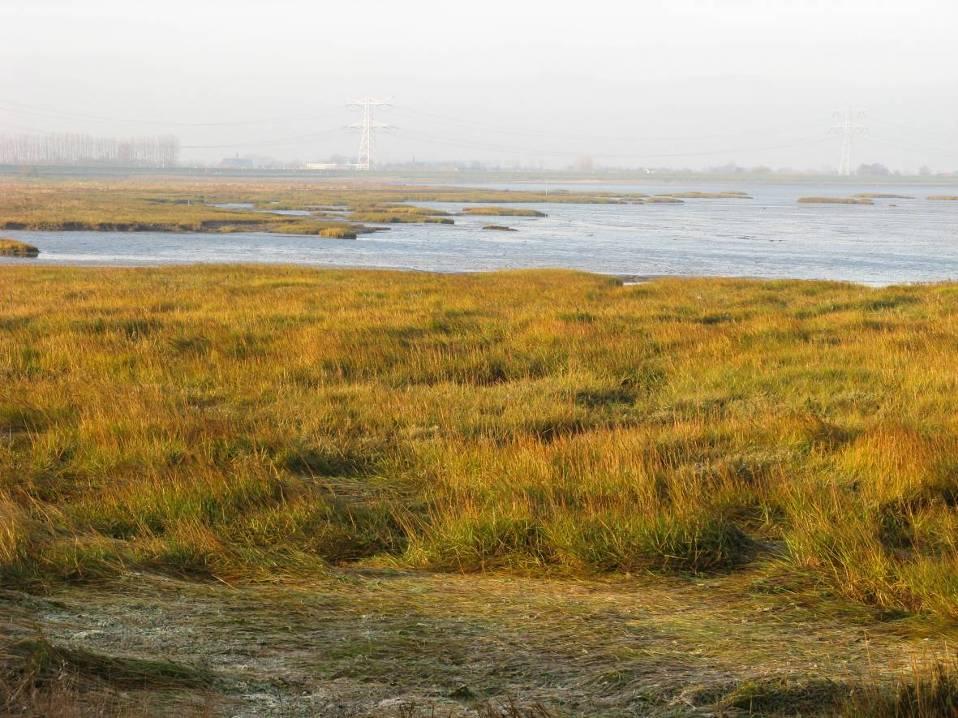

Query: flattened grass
(0, 635), (217, 717)
(2, 267), (958, 622)
(5, 638), (214, 690)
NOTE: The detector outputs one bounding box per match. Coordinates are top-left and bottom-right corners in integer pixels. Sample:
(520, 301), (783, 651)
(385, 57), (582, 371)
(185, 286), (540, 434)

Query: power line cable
(397, 128), (832, 161)
(0, 100), (344, 128)
(180, 128), (343, 150)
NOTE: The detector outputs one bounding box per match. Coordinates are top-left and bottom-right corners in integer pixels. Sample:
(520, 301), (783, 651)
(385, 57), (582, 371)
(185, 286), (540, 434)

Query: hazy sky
(2, 0), (957, 170)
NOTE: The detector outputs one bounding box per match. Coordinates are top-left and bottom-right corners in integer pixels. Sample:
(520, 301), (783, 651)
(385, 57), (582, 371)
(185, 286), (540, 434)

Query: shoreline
(0, 260), (946, 288)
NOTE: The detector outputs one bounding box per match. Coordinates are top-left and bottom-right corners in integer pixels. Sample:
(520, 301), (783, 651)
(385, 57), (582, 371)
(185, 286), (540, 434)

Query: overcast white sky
(1, 0), (956, 170)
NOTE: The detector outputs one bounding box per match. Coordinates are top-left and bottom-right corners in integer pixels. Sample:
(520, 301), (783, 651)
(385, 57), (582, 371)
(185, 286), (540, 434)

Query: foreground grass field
(2, 266), (958, 715)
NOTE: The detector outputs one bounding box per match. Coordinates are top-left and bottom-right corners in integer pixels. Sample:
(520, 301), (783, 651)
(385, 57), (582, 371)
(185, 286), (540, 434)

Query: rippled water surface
(3, 183), (957, 285)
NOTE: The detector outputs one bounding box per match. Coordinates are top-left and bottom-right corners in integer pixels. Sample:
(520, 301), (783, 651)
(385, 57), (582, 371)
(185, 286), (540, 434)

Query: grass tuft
(843, 656), (958, 717)
(0, 238), (39, 257)
(2, 267), (958, 620)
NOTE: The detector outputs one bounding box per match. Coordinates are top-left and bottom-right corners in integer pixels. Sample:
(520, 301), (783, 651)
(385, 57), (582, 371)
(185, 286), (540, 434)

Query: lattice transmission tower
(831, 109), (867, 176)
(348, 98), (391, 170)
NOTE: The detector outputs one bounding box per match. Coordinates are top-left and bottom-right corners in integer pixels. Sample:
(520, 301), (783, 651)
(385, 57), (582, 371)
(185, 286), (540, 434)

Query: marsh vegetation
(0, 238), (39, 257)
(798, 196), (875, 205)
(641, 196), (685, 204)
(3, 267), (958, 621)
(460, 207), (547, 217)
(656, 191), (752, 199)
(0, 181), (662, 240)
(4, 194), (958, 714)
(855, 193), (916, 200)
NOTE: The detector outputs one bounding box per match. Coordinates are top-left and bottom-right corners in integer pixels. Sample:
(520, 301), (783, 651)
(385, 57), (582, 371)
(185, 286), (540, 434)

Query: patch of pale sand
(5, 569), (954, 717)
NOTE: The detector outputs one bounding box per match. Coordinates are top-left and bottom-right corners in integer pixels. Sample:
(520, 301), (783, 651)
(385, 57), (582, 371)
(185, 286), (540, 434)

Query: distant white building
(305, 162), (346, 171)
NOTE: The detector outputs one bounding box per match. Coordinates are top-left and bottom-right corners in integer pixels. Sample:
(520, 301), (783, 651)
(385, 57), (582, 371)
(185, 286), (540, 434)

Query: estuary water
(3, 183), (957, 285)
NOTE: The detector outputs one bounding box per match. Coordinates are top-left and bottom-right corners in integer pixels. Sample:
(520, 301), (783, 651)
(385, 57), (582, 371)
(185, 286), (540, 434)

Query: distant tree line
(0, 133), (180, 167)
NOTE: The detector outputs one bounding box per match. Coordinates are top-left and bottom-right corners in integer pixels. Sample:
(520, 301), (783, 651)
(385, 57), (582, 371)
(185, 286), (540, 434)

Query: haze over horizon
(2, 0), (957, 171)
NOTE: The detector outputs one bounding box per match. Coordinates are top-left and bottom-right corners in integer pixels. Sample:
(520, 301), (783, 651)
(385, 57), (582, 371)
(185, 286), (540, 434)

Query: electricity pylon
(831, 109), (866, 176)
(348, 98), (391, 170)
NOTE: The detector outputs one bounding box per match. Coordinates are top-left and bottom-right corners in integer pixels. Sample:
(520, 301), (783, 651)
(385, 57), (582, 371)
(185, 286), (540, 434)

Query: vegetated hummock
(348, 205), (454, 224)
(655, 191), (753, 199)
(3, 266), (958, 715)
(0, 237), (39, 257)
(928, 195), (958, 201)
(317, 226), (357, 239)
(855, 193), (915, 200)
(482, 224), (517, 232)
(642, 196), (685, 204)
(798, 196), (874, 205)
(461, 207), (547, 217)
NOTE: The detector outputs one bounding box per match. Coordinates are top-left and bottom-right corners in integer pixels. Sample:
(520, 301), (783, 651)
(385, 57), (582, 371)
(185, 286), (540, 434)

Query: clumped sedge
(0, 238), (39, 257)
(2, 265), (958, 624)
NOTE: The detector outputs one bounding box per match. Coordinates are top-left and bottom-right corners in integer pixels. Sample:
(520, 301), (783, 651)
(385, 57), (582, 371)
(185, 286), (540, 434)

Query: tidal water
(3, 183), (957, 285)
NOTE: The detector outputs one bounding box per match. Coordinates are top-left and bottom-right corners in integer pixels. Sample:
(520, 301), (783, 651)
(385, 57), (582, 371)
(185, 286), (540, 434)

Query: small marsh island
(0, 237), (39, 257)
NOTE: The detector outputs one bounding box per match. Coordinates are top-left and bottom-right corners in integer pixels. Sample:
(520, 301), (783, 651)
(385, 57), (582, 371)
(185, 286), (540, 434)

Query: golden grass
(712, 656), (958, 717)
(842, 655), (958, 717)
(0, 182), (368, 236)
(348, 204), (454, 224)
(318, 227), (357, 239)
(656, 191), (752, 199)
(855, 193), (916, 200)
(0, 238), (39, 257)
(928, 196), (958, 201)
(642, 196), (685, 204)
(460, 207), (547, 217)
(2, 266), (958, 622)
(0, 179), (659, 239)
